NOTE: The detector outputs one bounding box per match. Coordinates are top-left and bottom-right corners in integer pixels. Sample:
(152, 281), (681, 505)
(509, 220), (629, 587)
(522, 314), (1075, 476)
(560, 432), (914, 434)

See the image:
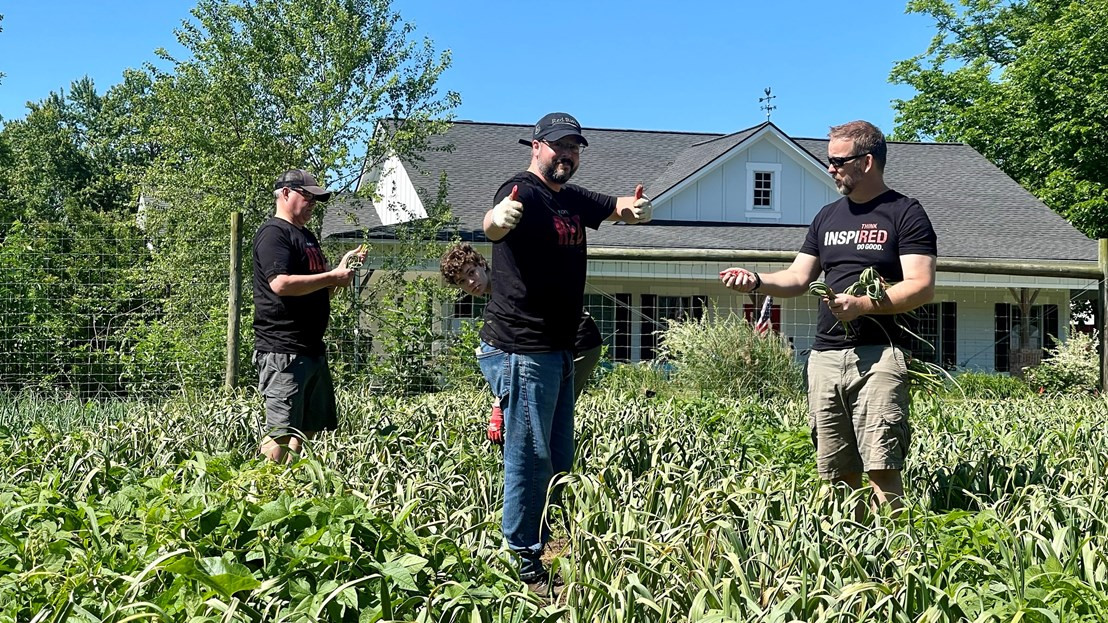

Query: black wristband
(751, 271), (762, 292)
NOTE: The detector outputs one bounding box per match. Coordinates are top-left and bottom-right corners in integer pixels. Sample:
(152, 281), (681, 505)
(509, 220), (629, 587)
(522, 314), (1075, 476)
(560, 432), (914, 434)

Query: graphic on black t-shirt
(800, 190), (938, 351)
(480, 171), (616, 353)
(823, 222), (889, 251)
(553, 213), (584, 246)
(306, 245), (327, 273)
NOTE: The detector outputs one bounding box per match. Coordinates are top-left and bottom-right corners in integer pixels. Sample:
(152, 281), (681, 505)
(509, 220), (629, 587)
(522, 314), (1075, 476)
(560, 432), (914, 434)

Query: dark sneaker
(524, 570), (563, 599)
(519, 566), (547, 584)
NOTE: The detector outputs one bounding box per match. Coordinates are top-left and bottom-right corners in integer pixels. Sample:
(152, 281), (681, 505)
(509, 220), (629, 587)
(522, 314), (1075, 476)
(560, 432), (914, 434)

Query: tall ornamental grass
(658, 309), (803, 401)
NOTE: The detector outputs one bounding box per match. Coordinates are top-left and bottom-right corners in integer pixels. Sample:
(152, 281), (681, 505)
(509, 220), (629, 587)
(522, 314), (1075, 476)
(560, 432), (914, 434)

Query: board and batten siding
(653, 133), (838, 224)
(368, 155), (427, 226)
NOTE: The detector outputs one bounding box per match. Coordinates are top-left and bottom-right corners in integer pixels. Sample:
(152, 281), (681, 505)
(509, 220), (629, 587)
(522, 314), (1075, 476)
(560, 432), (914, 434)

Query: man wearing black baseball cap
(516, 112), (590, 148)
(477, 112), (653, 590)
(252, 169), (364, 463)
(273, 168), (334, 204)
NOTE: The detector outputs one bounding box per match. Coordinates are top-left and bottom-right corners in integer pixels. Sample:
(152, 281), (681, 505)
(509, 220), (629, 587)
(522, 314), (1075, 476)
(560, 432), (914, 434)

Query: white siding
(372, 156), (427, 225)
(654, 130), (839, 226)
(723, 158), (746, 220)
(803, 173), (837, 222)
(670, 185), (698, 220)
(698, 168), (724, 221)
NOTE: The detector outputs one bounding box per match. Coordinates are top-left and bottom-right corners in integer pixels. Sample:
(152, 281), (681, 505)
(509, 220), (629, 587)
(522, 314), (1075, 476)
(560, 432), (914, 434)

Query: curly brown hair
(439, 243), (487, 285)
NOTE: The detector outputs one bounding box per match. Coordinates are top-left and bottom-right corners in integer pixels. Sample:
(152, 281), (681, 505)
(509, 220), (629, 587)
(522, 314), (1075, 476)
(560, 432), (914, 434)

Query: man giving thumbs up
(476, 112), (652, 590)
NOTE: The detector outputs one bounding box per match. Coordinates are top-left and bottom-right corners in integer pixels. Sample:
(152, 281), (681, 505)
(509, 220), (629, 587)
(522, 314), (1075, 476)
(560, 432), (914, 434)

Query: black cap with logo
(518, 112), (589, 147)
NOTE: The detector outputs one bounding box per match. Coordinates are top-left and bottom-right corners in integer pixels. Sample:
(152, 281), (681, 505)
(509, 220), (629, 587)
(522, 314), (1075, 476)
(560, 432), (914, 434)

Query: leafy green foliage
(658, 308), (803, 400)
(590, 359), (670, 399)
(1025, 328), (1099, 395)
(2, 381), (1108, 620)
(329, 173), (461, 394)
(436, 315), (485, 391)
(943, 370), (1033, 399)
(130, 0), (460, 392)
(891, 0), (1108, 236)
(0, 74), (155, 224)
(0, 219), (151, 396)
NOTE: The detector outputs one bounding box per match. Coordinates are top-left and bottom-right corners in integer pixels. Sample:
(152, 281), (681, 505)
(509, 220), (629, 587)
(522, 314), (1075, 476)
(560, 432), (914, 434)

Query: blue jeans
(477, 342), (575, 576)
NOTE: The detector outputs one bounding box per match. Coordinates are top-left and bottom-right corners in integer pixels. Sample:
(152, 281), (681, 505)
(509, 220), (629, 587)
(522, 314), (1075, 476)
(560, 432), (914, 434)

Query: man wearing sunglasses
(478, 112), (652, 589)
(253, 169), (365, 463)
(721, 121), (937, 515)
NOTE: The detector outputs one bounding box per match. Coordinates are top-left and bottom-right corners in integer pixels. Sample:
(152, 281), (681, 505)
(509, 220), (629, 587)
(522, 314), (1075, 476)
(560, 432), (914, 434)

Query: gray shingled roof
(792, 138), (1098, 262)
(322, 120), (1097, 262)
(645, 124), (764, 196)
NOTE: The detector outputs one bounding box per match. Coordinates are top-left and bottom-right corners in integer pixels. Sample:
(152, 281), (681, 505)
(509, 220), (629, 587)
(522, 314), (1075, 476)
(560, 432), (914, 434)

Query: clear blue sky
(0, 1), (938, 139)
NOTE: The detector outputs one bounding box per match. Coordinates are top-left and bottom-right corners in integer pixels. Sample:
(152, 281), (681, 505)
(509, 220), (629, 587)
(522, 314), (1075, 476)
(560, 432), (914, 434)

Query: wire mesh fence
(0, 221), (231, 398)
(1, 221), (1103, 399)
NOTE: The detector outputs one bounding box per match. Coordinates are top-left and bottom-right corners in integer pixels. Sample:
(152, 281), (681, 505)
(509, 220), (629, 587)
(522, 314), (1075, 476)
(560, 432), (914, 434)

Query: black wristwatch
(751, 271), (762, 292)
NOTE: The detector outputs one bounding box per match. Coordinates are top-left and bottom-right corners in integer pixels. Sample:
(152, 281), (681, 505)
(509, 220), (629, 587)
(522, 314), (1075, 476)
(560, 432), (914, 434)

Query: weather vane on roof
(759, 87), (776, 121)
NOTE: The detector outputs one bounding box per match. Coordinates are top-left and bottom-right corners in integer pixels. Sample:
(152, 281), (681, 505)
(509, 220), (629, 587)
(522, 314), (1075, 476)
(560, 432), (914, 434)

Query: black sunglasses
(290, 187), (317, 202)
(827, 152), (871, 168)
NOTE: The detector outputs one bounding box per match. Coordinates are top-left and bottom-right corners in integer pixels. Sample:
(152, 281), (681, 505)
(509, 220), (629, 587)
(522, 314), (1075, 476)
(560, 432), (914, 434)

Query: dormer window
(746, 162), (782, 218)
(753, 171), (773, 207)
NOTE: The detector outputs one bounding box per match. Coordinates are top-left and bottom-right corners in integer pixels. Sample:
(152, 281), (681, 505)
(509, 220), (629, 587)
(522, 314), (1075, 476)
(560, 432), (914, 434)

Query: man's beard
(835, 174), (855, 196)
(542, 157), (577, 184)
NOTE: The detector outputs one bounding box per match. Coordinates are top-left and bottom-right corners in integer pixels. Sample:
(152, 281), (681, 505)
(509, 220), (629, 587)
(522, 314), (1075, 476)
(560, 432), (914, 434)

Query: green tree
(0, 14), (5, 88)
(890, 0), (1108, 237)
(0, 77), (157, 396)
(133, 0), (459, 390)
(0, 73), (157, 224)
(142, 0), (457, 229)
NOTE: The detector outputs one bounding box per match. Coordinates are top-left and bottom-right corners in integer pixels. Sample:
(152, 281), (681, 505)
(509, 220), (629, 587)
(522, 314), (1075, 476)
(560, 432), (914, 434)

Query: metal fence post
(226, 212), (244, 390)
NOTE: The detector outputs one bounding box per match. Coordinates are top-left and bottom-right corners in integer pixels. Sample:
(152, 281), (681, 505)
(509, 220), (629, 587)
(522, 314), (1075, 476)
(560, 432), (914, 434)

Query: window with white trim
(745, 162), (782, 218)
(753, 171), (773, 208)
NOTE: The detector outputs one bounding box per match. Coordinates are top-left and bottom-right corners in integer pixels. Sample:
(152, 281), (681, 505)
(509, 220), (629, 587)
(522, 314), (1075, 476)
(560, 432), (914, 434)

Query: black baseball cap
(274, 169), (333, 202)
(517, 112), (589, 147)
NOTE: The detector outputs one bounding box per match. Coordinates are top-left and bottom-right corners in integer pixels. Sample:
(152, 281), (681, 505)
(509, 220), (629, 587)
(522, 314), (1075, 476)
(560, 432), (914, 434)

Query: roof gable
(320, 120), (1097, 262)
(648, 123), (841, 225)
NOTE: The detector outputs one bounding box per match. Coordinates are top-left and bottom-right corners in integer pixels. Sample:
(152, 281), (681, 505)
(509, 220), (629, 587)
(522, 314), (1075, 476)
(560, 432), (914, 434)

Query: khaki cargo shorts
(806, 345), (911, 479)
(254, 350), (338, 438)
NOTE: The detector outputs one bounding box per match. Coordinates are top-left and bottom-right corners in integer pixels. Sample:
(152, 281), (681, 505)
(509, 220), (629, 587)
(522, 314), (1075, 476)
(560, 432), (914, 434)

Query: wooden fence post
(226, 212), (244, 390)
(1100, 239), (1108, 392)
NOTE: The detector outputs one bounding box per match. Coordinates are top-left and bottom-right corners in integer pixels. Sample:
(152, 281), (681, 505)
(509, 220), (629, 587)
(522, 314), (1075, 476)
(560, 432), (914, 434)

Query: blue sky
(0, 1), (938, 139)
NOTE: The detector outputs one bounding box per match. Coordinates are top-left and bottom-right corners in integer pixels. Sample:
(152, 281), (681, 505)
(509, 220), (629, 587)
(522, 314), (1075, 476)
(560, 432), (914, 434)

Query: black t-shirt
(481, 171), (615, 352)
(799, 189), (938, 351)
(576, 310), (603, 352)
(252, 217), (330, 356)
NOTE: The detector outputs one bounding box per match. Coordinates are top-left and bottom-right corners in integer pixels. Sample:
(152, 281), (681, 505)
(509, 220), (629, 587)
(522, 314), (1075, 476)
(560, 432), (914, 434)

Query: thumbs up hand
(629, 184), (653, 224)
(492, 185), (524, 229)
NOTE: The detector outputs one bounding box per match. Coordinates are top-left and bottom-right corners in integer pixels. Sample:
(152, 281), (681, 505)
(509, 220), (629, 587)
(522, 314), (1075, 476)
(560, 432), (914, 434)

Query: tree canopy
(0, 0), (460, 394)
(141, 0), (458, 234)
(890, 0), (1108, 237)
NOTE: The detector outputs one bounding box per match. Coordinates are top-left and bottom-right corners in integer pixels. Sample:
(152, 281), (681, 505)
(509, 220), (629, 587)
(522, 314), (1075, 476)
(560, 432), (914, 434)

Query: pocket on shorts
(259, 352), (298, 400)
(887, 346), (911, 377)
